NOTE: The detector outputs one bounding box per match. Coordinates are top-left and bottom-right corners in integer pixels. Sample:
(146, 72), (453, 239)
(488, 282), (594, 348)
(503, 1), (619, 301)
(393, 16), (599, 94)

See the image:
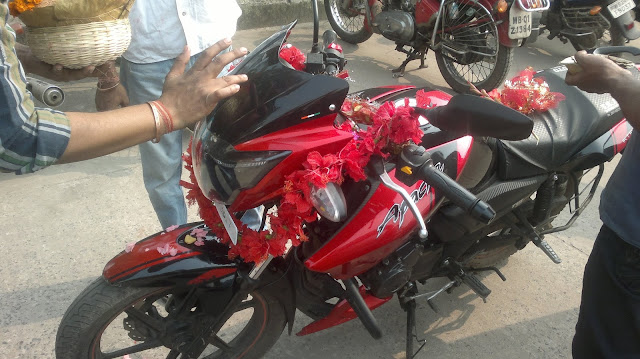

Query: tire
(325, 0), (373, 44)
(608, 24), (626, 46)
(56, 277), (287, 359)
(435, 0), (513, 93)
(570, 16), (626, 51)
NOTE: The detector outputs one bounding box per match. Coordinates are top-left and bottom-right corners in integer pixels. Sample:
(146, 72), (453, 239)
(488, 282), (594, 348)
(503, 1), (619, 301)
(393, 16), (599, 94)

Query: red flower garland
(181, 94), (427, 263)
(470, 67), (566, 115)
(181, 66), (565, 263)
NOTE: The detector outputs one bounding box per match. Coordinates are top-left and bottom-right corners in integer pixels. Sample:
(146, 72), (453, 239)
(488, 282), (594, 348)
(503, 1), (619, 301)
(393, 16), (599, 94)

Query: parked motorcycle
(55, 3), (637, 358)
(324, 0), (549, 93)
(540, 0), (640, 51)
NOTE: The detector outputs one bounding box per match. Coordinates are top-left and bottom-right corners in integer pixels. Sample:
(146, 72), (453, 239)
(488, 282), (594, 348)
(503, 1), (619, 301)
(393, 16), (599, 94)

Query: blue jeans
(120, 53), (232, 229)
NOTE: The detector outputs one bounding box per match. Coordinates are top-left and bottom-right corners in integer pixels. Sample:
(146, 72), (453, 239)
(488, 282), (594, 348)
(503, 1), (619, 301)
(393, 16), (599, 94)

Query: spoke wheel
(435, 0), (512, 93)
(56, 278), (286, 359)
(325, 0), (373, 44)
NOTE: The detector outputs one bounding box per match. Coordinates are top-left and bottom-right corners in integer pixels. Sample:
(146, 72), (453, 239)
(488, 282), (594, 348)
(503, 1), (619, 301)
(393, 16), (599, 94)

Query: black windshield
(203, 21), (350, 146)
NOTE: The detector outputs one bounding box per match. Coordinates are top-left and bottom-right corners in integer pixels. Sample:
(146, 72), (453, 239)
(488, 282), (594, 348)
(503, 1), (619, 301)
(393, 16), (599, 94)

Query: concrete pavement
(0, 20), (631, 358)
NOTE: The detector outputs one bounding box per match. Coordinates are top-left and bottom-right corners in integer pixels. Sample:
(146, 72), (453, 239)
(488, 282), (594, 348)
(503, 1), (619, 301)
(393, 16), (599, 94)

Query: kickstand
(392, 46), (428, 78)
(405, 299), (427, 359)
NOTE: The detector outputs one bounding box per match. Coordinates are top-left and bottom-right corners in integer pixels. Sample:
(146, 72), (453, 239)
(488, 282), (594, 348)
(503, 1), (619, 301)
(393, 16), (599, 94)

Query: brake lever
(591, 46), (640, 56)
(379, 171), (428, 239)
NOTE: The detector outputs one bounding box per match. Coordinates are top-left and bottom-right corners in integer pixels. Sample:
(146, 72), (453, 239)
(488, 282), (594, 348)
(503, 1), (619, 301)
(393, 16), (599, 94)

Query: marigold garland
(9, 0), (42, 16)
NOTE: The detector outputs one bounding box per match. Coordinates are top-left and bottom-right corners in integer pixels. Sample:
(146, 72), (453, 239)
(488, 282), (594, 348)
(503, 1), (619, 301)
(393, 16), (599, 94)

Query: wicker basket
(19, 0), (133, 27)
(25, 19), (131, 69)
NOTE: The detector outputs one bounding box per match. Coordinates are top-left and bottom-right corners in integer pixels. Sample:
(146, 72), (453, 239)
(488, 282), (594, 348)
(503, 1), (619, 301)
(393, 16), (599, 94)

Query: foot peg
(534, 238), (562, 264)
(460, 272), (491, 301)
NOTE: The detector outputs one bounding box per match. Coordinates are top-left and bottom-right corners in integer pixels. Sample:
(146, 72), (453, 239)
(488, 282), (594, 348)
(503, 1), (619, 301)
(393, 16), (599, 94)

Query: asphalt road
(0, 21), (635, 358)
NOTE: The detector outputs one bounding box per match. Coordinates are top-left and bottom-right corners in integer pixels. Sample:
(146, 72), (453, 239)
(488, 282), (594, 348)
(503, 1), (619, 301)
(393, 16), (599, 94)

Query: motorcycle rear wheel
(55, 277), (286, 359)
(325, 0), (373, 44)
(435, 0), (512, 93)
(570, 24), (626, 51)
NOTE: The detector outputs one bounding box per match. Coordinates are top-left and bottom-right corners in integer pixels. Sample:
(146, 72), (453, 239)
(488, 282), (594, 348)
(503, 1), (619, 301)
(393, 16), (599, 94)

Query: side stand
(400, 284), (427, 359)
(392, 45), (428, 78)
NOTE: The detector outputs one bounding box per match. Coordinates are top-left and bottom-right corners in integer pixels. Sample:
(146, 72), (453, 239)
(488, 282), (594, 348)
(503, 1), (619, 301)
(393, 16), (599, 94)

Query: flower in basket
(8, 0), (42, 16)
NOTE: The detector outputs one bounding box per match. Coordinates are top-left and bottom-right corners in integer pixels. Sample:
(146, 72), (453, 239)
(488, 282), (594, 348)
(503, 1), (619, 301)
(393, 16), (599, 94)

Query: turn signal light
(310, 182), (347, 222)
(589, 6), (601, 15)
(497, 0), (508, 13)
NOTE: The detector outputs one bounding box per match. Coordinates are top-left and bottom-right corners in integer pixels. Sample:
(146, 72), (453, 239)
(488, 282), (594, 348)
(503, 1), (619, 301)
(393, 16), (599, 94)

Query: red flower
(182, 94), (425, 263)
(415, 89), (432, 109)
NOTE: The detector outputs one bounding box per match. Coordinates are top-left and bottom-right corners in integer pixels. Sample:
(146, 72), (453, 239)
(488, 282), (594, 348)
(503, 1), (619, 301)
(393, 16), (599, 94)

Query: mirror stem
(311, 0), (320, 53)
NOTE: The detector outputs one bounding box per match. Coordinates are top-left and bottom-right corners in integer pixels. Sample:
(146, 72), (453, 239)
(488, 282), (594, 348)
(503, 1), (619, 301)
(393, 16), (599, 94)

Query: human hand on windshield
(159, 38), (249, 130)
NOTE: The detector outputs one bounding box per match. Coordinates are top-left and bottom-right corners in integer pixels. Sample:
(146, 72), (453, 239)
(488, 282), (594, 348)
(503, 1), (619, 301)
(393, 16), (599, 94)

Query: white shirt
(122, 0), (242, 63)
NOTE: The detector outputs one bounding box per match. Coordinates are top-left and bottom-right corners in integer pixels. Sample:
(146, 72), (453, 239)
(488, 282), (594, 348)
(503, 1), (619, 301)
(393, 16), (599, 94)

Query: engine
(373, 10), (416, 42)
(359, 240), (443, 298)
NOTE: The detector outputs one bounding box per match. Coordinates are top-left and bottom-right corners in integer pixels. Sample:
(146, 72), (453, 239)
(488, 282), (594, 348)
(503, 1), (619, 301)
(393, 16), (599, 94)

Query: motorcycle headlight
(310, 182), (347, 222)
(193, 122), (290, 204)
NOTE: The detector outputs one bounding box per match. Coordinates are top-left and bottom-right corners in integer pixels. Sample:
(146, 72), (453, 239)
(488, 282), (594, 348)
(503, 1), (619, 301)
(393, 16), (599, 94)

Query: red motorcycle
(55, 9), (636, 359)
(324, 0), (550, 93)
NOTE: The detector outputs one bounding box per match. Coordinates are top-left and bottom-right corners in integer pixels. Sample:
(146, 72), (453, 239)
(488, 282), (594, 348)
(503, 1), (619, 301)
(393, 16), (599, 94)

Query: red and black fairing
(304, 88), (481, 279)
(192, 24), (351, 211)
(566, 119), (633, 171)
(103, 223), (238, 287)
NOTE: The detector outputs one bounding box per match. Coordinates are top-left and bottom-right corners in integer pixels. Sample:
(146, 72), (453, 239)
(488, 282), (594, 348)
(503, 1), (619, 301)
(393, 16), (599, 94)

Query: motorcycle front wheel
(435, 0), (513, 93)
(55, 277), (286, 359)
(325, 0), (373, 44)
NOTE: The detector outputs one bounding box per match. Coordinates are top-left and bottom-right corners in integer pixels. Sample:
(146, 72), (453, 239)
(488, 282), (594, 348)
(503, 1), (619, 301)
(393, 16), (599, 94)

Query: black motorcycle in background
(539, 0), (639, 50)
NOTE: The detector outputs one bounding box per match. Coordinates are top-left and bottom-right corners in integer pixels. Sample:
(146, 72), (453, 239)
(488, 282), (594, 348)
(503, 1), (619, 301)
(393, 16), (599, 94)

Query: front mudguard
(103, 222), (238, 287)
(102, 222), (298, 333)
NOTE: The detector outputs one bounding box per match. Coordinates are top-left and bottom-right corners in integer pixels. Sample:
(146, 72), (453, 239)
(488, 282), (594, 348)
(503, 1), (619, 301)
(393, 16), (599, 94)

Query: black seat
(496, 66), (636, 180)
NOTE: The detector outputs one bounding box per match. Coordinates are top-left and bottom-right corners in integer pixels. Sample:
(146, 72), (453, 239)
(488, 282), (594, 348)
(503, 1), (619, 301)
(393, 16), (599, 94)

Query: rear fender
(103, 222), (238, 287)
(606, 0), (640, 40)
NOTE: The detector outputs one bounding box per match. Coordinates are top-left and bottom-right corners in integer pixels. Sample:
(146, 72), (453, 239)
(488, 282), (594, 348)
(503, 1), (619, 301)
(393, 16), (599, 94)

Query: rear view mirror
(415, 94), (534, 141)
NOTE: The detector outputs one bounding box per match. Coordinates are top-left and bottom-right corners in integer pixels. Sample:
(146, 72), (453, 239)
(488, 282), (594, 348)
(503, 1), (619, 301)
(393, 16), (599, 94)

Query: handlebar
(395, 145), (496, 224)
(26, 77), (65, 107)
(592, 46), (640, 56)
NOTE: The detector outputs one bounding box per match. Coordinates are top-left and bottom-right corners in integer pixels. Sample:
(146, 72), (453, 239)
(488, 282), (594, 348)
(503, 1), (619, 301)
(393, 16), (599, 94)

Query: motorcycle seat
(496, 66), (639, 180)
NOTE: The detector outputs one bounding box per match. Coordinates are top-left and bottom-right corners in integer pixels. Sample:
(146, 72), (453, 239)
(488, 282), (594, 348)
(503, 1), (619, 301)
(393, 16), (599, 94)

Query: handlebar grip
(591, 46), (640, 56)
(26, 77), (65, 107)
(325, 63), (338, 76)
(419, 163), (495, 224)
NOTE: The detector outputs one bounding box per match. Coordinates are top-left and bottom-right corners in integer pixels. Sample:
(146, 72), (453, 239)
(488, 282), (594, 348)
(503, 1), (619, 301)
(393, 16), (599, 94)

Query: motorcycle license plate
(509, 4), (533, 39)
(608, 0), (635, 18)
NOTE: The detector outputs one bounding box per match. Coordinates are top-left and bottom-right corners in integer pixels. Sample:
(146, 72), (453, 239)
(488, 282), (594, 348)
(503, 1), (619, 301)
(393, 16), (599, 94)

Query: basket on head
(18, 0), (134, 68)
